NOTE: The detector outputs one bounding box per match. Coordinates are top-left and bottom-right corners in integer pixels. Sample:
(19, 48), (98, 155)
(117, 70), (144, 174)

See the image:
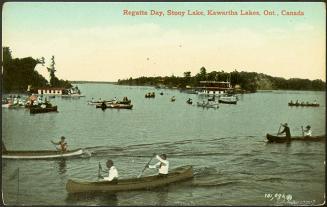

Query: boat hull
(288, 103), (319, 107)
(218, 100), (237, 104)
(266, 133), (325, 143)
(2, 148), (84, 159)
(30, 106), (58, 114)
(196, 102), (219, 108)
(96, 103), (133, 109)
(66, 165), (193, 193)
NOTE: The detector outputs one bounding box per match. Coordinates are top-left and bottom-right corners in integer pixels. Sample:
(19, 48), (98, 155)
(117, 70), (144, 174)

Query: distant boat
(288, 102), (319, 107)
(96, 103), (133, 109)
(266, 133), (325, 143)
(218, 95), (237, 104)
(171, 96), (176, 102)
(145, 92), (155, 98)
(30, 105), (58, 114)
(62, 94), (85, 98)
(88, 99), (114, 105)
(186, 99), (192, 104)
(196, 101), (219, 109)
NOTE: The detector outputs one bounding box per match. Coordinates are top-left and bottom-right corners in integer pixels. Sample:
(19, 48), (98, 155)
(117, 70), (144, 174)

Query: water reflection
(65, 192), (118, 206)
(154, 186), (169, 205)
(57, 159), (67, 175)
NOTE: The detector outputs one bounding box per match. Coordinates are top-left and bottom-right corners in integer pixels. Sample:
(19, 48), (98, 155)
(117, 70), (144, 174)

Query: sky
(2, 2), (326, 82)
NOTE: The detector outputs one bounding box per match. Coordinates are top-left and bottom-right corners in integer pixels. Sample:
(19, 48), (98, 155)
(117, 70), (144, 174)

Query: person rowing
(278, 123), (291, 140)
(51, 136), (68, 152)
(99, 159), (119, 183)
(302, 125), (312, 137)
(147, 154), (169, 177)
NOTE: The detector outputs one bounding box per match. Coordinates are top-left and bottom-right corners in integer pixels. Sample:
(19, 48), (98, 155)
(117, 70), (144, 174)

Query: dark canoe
(2, 148), (83, 159)
(145, 94), (155, 98)
(288, 103), (319, 107)
(66, 165), (193, 194)
(30, 105), (58, 114)
(266, 133), (325, 143)
(218, 99), (237, 104)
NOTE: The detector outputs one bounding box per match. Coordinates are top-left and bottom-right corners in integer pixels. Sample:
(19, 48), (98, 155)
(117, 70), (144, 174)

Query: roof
(35, 87), (66, 90)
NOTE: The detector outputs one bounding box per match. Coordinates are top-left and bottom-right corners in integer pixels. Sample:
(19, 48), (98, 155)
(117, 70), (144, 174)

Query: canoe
(266, 133), (325, 143)
(218, 96), (237, 104)
(197, 102), (219, 109)
(30, 105), (58, 114)
(96, 103), (133, 109)
(2, 148), (84, 159)
(66, 165), (193, 194)
(288, 103), (319, 107)
(107, 104), (133, 109)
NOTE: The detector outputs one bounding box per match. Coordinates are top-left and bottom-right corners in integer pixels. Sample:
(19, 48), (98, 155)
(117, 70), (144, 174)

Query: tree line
(117, 67), (325, 92)
(2, 47), (72, 93)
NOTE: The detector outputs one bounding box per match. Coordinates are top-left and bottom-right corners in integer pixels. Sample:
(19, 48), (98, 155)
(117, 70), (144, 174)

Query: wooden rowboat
(66, 165), (193, 194)
(266, 133), (325, 143)
(2, 148), (84, 159)
(30, 105), (58, 114)
(96, 103), (133, 109)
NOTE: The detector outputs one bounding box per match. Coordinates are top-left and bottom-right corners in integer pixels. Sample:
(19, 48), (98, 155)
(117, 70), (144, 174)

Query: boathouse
(197, 81), (233, 96)
(29, 87), (65, 95)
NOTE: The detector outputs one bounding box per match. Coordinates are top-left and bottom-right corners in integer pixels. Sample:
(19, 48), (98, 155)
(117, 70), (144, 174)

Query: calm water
(2, 84), (326, 206)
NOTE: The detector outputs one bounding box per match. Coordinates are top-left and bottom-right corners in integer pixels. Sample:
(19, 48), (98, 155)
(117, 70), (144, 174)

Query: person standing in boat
(303, 125), (312, 137)
(51, 136), (68, 152)
(102, 159), (119, 182)
(278, 123), (291, 140)
(147, 154), (169, 177)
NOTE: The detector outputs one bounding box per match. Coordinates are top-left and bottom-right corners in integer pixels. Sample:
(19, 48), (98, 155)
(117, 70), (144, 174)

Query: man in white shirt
(303, 125), (312, 137)
(148, 154), (169, 177)
(103, 159), (119, 182)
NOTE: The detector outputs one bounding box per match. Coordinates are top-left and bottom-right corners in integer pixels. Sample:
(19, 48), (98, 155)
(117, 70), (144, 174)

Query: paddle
(137, 154), (155, 178)
(98, 162), (104, 179)
(301, 126), (304, 137)
(277, 124), (282, 135)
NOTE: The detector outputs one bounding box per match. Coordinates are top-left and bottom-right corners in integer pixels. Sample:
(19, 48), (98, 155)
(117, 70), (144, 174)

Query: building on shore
(196, 81), (233, 96)
(28, 86), (65, 95)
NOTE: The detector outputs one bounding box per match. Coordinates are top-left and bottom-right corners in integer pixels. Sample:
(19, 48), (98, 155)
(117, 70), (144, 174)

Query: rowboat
(2, 148), (84, 159)
(66, 165), (193, 194)
(197, 101), (219, 109)
(30, 105), (58, 114)
(96, 103), (133, 109)
(88, 100), (115, 105)
(266, 133), (325, 143)
(288, 102), (319, 107)
(62, 94), (85, 98)
(218, 95), (237, 104)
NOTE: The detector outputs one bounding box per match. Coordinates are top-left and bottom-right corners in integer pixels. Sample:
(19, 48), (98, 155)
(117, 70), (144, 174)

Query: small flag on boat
(9, 168), (19, 181)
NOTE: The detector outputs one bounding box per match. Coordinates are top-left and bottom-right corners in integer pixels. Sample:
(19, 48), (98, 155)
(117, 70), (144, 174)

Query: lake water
(2, 84), (326, 205)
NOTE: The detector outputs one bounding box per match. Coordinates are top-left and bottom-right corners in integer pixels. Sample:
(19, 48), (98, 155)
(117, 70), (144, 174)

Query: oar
(137, 155), (154, 178)
(98, 162), (103, 179)
(301, 126), (304, 137)
(277, 124), (282, 135)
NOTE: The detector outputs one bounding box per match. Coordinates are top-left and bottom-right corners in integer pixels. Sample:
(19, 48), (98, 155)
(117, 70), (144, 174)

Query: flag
(9, 168), (19, 181)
